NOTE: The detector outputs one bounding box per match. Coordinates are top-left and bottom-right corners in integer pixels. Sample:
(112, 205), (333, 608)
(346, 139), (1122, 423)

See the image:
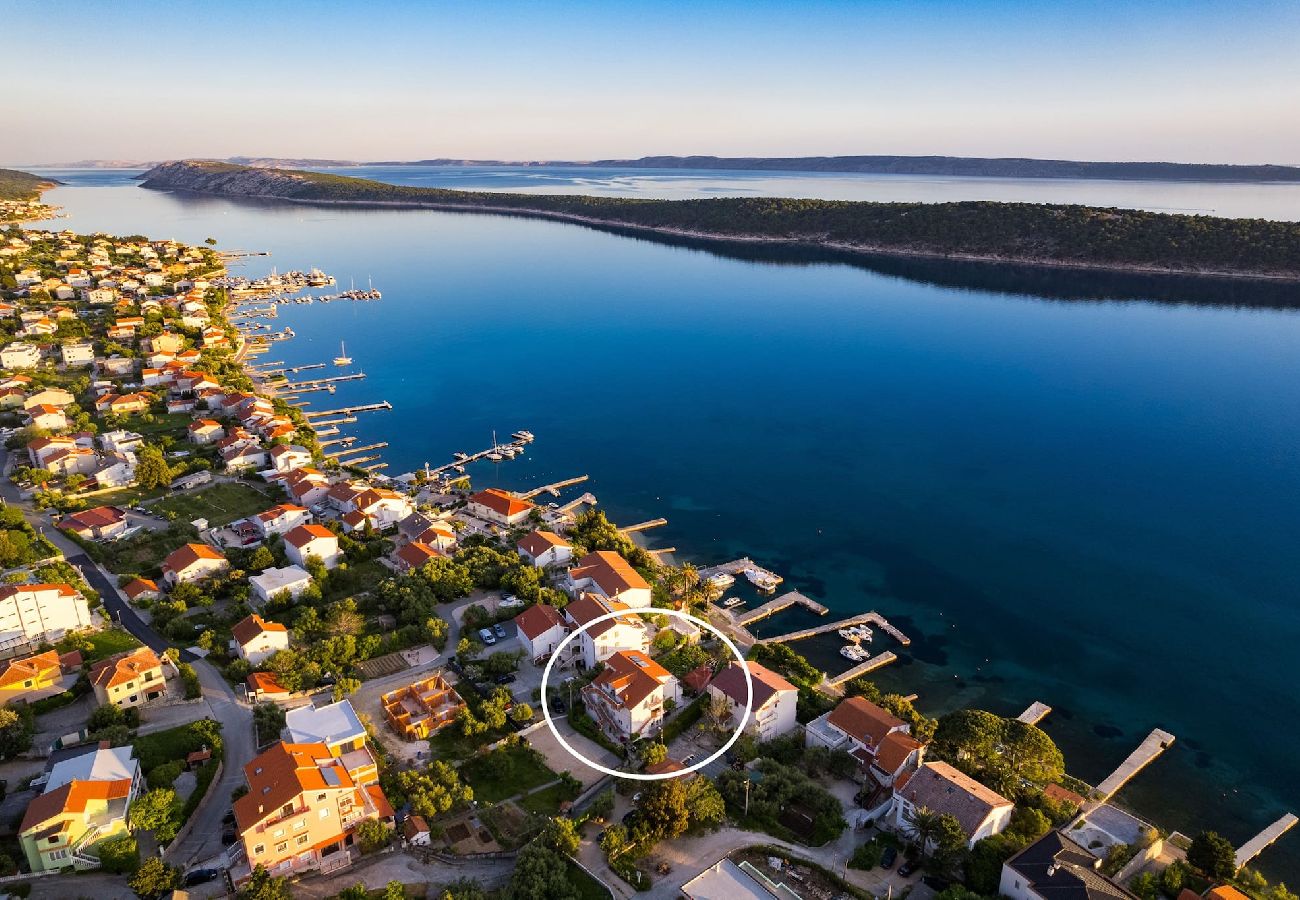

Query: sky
(4, 0), (1300, 166)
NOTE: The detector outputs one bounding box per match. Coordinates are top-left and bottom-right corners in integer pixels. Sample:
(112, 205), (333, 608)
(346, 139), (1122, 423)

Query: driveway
(526, 715), (622, 789)
(287, 848), (513, 900)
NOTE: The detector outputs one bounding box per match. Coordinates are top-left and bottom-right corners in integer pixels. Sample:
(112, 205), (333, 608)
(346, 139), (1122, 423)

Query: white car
(499, 595), (524, 609)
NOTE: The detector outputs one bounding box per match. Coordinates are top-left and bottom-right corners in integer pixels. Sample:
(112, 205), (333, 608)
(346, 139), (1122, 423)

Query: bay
(26, 169), (1300, 878)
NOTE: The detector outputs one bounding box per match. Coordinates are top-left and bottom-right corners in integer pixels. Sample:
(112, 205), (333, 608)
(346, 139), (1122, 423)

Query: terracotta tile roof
(518, 530), (569, 558)
(0, 583), (79, 603)
(827, 696), (907, 750)
(60, 505), (126, 532)
(514, 603), (565, 641)
(683, 662), (714, 694)
(396, 541), (440, 569)
(284, 523), (335, 547)
(247, 671), (289, 695)
(571, 550), (649, 596)
(895, 761), (1012, 837)
(0, 650), (62, 688)
(708, 661), (796, 711)
(590, 650), (674, 709)
(163, 542), (226, 574)
(563, 594), (639, 640)
(403, 814), (430, 840)
(232, 613), (288, 646)
(1208, 888), (1252, 900)
(366, 783), (394, 818)
(341, 509), (369, 529)
(645, 758), (687, 775)
(122, 577), (159, 600)
(873, 731), (923, 775)
(234, 741), (355, 832)
(1044, 783), (1086, 808)
(20, 777), (133, 833)
(90, 647), (163, 691)
(256, 503), (307, 523)
(469, 488), (533, 518)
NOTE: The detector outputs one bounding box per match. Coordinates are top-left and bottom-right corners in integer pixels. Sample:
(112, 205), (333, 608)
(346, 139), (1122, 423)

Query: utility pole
(744, 776), (751, 817)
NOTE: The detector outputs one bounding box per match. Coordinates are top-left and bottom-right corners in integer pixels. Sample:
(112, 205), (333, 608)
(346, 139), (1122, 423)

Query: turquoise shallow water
(27, 170), (1300, 877)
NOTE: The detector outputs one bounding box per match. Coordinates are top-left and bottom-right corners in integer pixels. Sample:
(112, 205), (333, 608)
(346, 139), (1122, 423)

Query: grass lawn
(96, 522), (199, 577)
(149, 481), (276, 526)
(567, 858), (615, 900)
(519, 781), (579, 816)
(132, 720), (223, 773)
(58, 626), (142, 662)
(425, 721), (510, 762)
(459, 743), (557, 803)
(118, 412), (197, 437)
(323, 558), (391, 602)
(85, 484), (169, 508)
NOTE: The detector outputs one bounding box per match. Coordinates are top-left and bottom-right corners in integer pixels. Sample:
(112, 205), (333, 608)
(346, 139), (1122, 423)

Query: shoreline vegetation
(0, 168), (62, 222)
(139, 160), (1300, 281)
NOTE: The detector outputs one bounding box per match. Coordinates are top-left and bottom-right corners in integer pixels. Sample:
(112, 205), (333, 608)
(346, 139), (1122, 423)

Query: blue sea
(25, 167), (1300, 878)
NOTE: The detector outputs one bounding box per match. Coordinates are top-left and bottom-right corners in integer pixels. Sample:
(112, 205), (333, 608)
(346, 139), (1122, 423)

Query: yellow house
(19, 745), (142, 872)
(0, 649), (79, 706)
(89, 647), (167, 708)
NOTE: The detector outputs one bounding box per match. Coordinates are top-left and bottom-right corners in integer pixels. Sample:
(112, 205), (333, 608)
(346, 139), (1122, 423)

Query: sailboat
(333, 341), (352, 366)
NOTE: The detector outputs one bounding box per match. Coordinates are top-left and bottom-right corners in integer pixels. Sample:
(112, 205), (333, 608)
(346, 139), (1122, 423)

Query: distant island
(23, 153), (1300, 183)
(139, 160), (1300, 280)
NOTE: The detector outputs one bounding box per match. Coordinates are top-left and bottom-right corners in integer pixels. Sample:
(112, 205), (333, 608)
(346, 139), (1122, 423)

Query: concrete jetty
(757, 610), (911, 646)
(736, 591), (829, 627)
(619, 518), (668, 534)
(304, 401), (393, 418)
(827, 651), (898, 687)
(1235, 813), (1298, 870)
(328, 441), (387, 459)
(519, 475), (589, 500)
(1018, 702), (1053, 725)
(558, 492), (596, 515)
(1094, 728), (1176, 799)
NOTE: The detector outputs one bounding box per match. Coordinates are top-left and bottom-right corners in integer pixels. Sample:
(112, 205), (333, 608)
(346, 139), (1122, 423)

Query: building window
(320, 808), (329, 818)
(297, 834), (309, 846)
(280, 803), (293, 818)
(276, 842), (287, 853)
(317, 793), (326, 802)
(254, 844), (265, 856)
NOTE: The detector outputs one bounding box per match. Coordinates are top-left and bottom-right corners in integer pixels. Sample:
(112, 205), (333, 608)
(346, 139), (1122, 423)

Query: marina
(733, 589), (829, 627)
(753, 610), (910, 646)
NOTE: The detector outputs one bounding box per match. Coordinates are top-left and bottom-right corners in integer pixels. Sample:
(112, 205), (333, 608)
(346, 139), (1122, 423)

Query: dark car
(183, 868), (220, 887)
(897, 858), (919, 878)
(222, 825), (238, 845)
(552, 698), (567, 714)
(494, 673), (516, 685)
(622, 810), (641, 827)
(221, 810), (236, 827)
(880, 846), (898, 870)
(493, 623), (507, 639)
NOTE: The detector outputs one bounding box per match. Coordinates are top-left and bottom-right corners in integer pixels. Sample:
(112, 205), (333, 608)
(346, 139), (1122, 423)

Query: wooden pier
(1093, 728), (1176, 800)
(248, 360), (285, 370)
(308, 416), (358, 428)
(1018, 702), (1053, 725)
(340, 455), (380, 466)
(755, 610), (911, 646)
(1235, 814), (1298, 870)
(519, 475), (589, 500)
(363, 462), (388, 472)
(314, 427), (340, 437)
(420, 434), (533, 476)
(699, 557), (780, 582)
(735, 590), (829, 628)
(619, 518), (667, 534)
(318, 436), (357, 449)
(648, 547), (677, 556)
(305, 401), (392, 418)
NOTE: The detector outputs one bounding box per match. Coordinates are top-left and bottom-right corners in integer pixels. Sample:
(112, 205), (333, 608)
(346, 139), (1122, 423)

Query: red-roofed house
(58, 506), (128, 541)
(394, 541), (441, 573)
(254, 503), (311, 538)
(90, 647), (167, 708)
(122, 577), (160, 603)
(283, 523), (342, 569)
(161, 542), (229, 586)
(231, 614), (290, 665)
(805, 695), (923, 787)
(246, 671), (291, 702)
(514, 603), (567, 660)
(888, 761), (1013, 847)
(706, 660), (799, 741)
(467, 488), (534, 526)
(562, 594), (648, 668)
(568, 550), (651, 608)
(517, 529), (573, 568)
(188, 419), (225, 444)
(581, 650), (680, 743)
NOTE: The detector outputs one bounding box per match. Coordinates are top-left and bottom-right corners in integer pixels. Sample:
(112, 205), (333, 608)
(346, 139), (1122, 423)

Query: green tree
(97, 833), (139, 874)
(247, 545), (275, 571)
(599, 823), (629, 858)
(238, 865), (293, 900)
(541, 817), (581, 856)
(636, 777), (690, 842)
(684, 775), (726, 830)
(439, 878), (488, 900)
(129, 787), (179, 839)
(129, 857), (179, 899)
(392, 760), (473, 819)
(383, 881), (407, 900)
(1187, 831), (1238, 881)
(357, 818), (393, 854)
(0, 706), (35, 759)
(904, 805), (944, 854)
(134, 444), (173, 489)
(333, 676), (362, 702)
(505, 843), (577, 900)
(641, 742), (668, 768)
(1000, 719), (1065, 784)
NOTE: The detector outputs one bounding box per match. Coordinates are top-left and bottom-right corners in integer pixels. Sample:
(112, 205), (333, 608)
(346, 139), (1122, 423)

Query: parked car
(183, 868), (220, 887)
(479, 628), (497, 645)
(880, 846), (898, 870)
(499, 594), (524, 609)
(492, 623), (507, 638)
(898, 858), (919, 878)
(494, 673), (516, 685)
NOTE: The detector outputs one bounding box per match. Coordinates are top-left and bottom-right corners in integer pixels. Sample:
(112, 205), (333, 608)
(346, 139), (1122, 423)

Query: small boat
(333, 341), (352, 366)
(452, 464), (466, 474)
(486, 451), (503, 462)
(840, 644), (869, 662)
(722, 597), (745, 609)
(849, 625), (874, 641)
(707, 573), (735, 589)
(512, 430), (535, 442)
(838, 628), (860, 641)
(454, 451), (470, 460)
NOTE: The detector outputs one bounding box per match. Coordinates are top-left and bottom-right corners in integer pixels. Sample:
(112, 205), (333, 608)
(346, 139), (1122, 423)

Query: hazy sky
(5, 0), (1299, 165)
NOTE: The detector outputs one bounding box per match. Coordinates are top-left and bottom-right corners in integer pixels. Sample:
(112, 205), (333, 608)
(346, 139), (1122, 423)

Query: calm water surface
(27, 171), (1300, 877)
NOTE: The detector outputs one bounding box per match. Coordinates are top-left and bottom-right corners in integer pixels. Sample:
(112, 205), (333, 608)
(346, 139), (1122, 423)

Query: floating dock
(1018, 702), (1053, 725)
(826, 651), (898, 687)
(1093, 728), (1176, 800)
(736, 590), (829, 627)
(304, 401), (392, 418)
(281, 372), (367, 390)
(1236, 814), (1298, 870)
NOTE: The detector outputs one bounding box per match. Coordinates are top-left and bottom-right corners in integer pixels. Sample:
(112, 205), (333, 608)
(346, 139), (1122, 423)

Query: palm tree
(904, 805), (943, 856)
(680, 562), (700, 593)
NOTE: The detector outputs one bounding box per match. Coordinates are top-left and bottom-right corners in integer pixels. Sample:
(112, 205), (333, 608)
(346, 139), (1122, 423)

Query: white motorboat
(333, 341), (352, 366)
(840, 644), (869, 662)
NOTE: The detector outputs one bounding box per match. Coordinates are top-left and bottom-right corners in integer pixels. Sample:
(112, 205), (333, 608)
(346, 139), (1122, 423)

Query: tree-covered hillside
(0, 168), (54, 201)
(140, 161), (1300, 279)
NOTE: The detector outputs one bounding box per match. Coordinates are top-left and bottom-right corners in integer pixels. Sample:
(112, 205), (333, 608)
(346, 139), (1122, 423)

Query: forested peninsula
(0, 168), (57, 201)
(140, 160), (1300, 280)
